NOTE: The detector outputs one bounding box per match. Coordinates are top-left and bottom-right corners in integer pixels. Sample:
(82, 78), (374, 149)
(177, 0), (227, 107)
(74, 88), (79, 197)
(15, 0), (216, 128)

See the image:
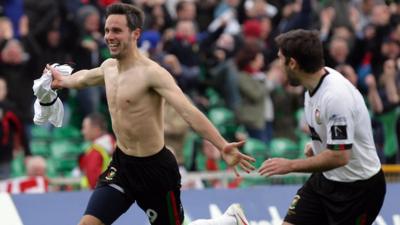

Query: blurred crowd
(1, 0), (400, 190)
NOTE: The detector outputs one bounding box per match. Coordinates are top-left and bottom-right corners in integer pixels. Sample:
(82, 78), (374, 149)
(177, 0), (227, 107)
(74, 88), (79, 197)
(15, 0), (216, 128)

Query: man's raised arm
(46, 65), (105, 89)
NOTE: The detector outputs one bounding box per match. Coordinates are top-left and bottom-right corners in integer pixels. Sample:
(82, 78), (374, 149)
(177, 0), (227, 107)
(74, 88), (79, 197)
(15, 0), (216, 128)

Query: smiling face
(104, 14), (139, 59)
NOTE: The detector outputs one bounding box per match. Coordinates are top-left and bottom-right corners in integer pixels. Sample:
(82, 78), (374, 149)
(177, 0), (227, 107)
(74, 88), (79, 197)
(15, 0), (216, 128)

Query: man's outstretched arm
(151, 65), (256, 174)
(46, 63), (105, 89)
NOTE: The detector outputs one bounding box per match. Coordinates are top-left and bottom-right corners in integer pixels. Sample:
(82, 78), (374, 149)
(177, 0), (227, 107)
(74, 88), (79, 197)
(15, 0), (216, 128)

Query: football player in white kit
(258, 29), (386, 225)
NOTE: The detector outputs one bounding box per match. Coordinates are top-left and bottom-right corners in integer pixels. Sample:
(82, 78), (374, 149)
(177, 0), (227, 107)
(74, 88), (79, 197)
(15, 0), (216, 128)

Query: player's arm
(259, 93), (352, 176)
(150, 65), (255, 173)
(259, 149), (350, 176)
(46, 59), (111, 89)
(150, 66), (226, 150)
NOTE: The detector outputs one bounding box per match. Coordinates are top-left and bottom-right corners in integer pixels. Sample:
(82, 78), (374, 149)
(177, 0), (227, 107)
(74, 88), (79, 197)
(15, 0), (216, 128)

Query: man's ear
(132, 28), (141, 40)
(288, 57), (297, 70)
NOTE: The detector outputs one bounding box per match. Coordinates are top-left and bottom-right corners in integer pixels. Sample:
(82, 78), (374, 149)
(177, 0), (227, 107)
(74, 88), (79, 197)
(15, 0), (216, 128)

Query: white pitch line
(0, 193), (23, 225)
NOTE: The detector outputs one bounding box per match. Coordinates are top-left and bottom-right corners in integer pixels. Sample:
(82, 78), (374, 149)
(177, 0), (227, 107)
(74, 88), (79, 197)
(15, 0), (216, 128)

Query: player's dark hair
(275, 29), (324, 73)
(106, 3), (144, 30)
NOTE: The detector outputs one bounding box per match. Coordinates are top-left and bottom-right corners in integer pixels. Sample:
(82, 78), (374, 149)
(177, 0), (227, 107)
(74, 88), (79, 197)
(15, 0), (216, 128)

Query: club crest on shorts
(146, 209), (158, 223)
(105, 167), (117, 181)
(315, 108), (322, 125)
(288, 195), (301, 215)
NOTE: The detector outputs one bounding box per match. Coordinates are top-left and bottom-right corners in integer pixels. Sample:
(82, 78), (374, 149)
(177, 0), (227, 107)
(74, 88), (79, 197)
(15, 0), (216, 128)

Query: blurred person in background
(23, 0), (61, 45)
(210, 0), (241, 35)
(0, 74), (31, 181)
(235, 39), (267, 142)
(164, 101), (190, 166)
(0, 17), (13, 49)
(262, 59), (284, 144)
(79, 112), (115, 189)
(164, 20), (202, 96)
(0, 38), (36, 141)
(0, 155), (48, 193)
(164, 18), (226, 101)
(325, 36), (351, 68)
(204, 32), (241, 111)
(276, 0), (312, 33)
(73, 5), (109, 119)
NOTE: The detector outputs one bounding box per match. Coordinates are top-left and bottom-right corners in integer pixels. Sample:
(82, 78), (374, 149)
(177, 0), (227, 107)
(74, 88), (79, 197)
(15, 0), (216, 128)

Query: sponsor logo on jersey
(331, 125), (347, 140)
(105, 167), (117, 181)
(315, 109), (322, 124)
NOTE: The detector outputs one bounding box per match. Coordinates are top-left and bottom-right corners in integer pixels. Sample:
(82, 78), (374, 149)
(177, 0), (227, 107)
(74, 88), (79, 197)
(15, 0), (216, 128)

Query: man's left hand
(221, 141), (256, 176)
(258, 158), (293, 176)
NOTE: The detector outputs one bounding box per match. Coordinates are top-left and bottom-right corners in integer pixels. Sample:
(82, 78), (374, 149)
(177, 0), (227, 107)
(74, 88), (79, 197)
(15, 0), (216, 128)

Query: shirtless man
(47, 3), (255, 225)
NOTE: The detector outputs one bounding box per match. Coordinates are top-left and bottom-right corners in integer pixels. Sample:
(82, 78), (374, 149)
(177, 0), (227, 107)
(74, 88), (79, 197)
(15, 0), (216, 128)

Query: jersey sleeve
(323, 93), (354, 150)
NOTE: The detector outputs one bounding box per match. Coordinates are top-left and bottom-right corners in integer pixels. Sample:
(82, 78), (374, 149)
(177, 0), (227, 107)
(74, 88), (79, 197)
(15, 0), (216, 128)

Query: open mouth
(108, 43), (119, 51)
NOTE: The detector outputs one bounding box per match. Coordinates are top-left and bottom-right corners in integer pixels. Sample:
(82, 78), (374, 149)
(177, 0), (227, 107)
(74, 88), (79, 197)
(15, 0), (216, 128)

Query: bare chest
(103, 67), (151, 109)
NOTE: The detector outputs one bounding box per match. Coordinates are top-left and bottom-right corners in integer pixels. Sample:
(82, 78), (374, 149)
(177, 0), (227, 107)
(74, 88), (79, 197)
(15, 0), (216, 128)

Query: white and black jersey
(304, 67), (381, 182)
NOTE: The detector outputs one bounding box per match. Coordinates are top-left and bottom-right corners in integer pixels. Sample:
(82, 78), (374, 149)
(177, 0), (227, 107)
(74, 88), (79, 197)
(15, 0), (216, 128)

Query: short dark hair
(86, 112), (108, 132)
(275, 29), (324, 73)
(106, 3), (145, 30)
(235, 39), (263, 70)
(176, 1), (193, 13)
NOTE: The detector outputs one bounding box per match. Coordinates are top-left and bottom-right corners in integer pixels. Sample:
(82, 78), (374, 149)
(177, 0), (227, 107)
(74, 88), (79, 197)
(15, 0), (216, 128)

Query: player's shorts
(284, 169), (386, 225)
(84, 146), (184, 225)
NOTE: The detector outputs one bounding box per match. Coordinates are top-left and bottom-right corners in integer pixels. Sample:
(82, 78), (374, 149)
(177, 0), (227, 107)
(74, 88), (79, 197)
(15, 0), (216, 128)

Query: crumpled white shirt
(32, 64), (73, 127)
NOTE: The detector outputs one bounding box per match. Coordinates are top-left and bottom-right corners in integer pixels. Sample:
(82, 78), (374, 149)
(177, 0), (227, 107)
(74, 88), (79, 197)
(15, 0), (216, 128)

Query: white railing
(49, 171), (310, 188)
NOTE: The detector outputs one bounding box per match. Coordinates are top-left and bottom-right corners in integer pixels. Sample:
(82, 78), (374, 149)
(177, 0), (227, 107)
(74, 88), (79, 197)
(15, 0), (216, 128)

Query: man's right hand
(46, 64), (64, 89)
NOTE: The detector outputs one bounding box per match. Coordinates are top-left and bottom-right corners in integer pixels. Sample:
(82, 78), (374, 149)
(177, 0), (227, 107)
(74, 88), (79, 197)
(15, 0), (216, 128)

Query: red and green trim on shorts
(355, 213), (367, 225)
(327, 144), (352, 151)
(166, 191), (181, 225)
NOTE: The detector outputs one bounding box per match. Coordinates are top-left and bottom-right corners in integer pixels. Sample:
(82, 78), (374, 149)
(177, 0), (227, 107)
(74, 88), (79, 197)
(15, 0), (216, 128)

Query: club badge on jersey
(315, 108), (322, 125)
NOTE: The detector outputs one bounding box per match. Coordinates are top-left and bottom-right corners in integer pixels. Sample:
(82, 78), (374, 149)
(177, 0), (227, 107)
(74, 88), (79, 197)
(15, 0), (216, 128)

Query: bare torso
(103, 57), (165, 157)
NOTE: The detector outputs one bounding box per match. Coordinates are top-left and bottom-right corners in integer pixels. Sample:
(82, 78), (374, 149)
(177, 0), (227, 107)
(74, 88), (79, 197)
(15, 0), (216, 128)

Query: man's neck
(118, 47), (142, 71)
(302, 68), (326, 93)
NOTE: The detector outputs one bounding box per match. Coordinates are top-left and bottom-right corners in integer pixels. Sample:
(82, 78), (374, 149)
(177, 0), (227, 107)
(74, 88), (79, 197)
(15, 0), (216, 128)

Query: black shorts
(84, 146), (184, 225)
(284, 170), (386, 225)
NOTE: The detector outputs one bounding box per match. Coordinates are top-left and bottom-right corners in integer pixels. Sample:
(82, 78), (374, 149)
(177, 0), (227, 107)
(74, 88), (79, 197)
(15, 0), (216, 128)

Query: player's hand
(221, 141), (256, 177)
(258, 158), (292, 176)
(46, 64), (64, 89)
(304, 142), (314, 158)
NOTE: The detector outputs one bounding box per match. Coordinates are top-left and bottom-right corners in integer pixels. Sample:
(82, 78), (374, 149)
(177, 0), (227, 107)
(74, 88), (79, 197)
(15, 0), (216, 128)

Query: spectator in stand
(73, 5), (109, 119)
(141, 0), (173, 32)
(165, 19), (225, 98)
(376, 59), (400, 163)
(210, 0), (241, 35)
(0, 39), (36, 141)
(79, 112), (115, 189)
(325, 36), (351, 68)
(244, 0), (278, 20)
(235, 39), (267, 141)
(263, 60), (284, 144)
(164, 101), (190, 166)
(23, 0), (61, 44)
(0, 156), (48, 193)
(276, 0), (312, 33)
(0, 77), (31, 180)
(205, 32), (241, 111)
(176, 0), (197, 22)
(0, 17), (13, 50)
